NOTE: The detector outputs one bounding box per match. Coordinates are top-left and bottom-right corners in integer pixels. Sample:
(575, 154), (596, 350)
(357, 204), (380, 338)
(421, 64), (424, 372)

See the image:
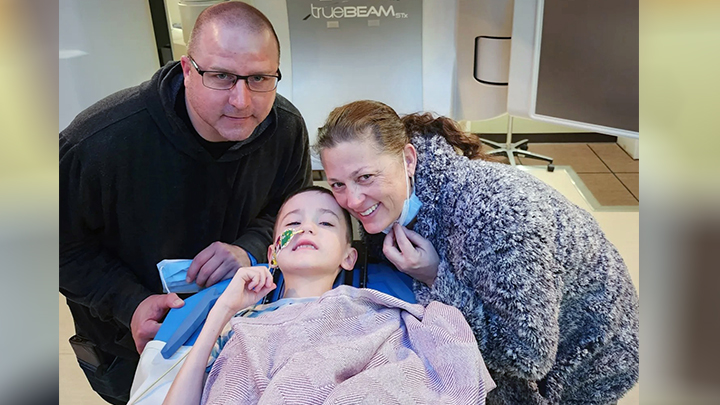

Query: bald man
(59, 3), (310, 403)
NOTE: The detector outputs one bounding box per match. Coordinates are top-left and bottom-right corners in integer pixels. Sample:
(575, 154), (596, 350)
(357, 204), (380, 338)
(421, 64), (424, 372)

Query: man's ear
(180, 55), (191, 76)
(180, 55), (193, 88)
(340, 246), (358, 271)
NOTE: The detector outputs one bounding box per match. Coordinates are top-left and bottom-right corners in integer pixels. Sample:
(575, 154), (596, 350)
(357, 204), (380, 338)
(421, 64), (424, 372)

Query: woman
(317, 100), (639, 404)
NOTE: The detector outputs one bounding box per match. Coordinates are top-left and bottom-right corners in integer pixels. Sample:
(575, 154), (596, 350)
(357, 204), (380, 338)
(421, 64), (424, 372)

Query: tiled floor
(510, 142), (639, 207)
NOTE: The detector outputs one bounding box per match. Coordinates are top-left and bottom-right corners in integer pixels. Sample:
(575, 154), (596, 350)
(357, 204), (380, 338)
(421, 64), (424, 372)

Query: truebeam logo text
(309, 4), (406, 19)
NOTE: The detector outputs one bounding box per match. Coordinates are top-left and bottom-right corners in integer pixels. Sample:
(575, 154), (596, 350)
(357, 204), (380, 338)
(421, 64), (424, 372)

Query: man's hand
(383, 223), (440, 287)
(214, 266), (276, 315)
(131, 293), (185, 354)
(187, 242), (252, 287)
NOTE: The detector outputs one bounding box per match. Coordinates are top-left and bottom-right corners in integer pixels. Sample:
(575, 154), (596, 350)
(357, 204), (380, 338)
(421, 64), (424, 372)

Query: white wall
(421, 0), (457, 117)
(159, 0), (534, 137)
(59, 0), (160, 131)
(253, 0), (460, 144)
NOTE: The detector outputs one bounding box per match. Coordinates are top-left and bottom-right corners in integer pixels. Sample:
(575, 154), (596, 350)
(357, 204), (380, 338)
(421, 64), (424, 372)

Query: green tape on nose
(271, 228), (304, 267)
(278, 228), (303, 250)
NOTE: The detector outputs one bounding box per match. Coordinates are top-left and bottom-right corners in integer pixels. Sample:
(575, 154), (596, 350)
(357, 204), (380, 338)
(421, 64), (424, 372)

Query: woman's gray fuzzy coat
(364, 134), (639, 404)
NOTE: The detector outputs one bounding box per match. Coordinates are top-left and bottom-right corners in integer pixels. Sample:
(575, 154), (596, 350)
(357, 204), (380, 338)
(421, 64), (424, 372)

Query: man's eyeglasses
(187, 56), (281, 92)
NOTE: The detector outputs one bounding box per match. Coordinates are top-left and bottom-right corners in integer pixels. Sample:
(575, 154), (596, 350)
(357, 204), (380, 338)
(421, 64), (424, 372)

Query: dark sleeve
(415, 193), (562, 381)
(233, 115), (312, 261)
(59, 136), (153, 328)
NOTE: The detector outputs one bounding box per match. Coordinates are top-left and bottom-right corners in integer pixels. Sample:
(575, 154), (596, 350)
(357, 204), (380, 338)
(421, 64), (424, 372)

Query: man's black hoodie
(59, 61), (311, 359)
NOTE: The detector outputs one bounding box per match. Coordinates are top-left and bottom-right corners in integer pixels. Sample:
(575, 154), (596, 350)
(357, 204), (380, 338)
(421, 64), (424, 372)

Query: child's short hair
(276, 186), (354, 243)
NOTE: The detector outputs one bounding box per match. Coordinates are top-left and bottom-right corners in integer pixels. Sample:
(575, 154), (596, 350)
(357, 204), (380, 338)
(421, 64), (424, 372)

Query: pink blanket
(202, 286), (495, 404)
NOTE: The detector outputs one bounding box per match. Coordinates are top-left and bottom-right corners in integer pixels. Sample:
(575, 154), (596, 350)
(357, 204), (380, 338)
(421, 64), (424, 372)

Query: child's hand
(215, 266), (276, 314)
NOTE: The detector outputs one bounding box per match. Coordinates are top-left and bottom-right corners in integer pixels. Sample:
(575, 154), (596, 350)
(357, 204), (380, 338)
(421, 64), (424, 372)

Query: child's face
(269, 191), (356, 276)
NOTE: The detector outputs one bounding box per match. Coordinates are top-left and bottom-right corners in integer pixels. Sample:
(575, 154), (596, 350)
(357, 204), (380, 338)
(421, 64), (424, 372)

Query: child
(164, 186), (494, 404)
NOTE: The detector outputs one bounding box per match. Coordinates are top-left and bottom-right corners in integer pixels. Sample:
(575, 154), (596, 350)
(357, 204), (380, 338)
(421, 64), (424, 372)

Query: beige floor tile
(520, 144), (610, 172)
(616, 173), (640, 200)
(59, 294), (75, 355)
(618, 384), (639, 405)
(60, 353), (108, 405)
(588, 143), (639, 173)
(577, 173), (638, 206)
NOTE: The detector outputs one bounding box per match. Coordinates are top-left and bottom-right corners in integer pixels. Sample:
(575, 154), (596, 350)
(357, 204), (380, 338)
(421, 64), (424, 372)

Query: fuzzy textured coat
(364, 134), (639, 404)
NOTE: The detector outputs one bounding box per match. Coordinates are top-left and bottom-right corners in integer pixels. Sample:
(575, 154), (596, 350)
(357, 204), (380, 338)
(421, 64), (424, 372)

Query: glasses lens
(200, 72), (278, 92)
(202, 72), (236, 90)
(246, 75), (279, 92)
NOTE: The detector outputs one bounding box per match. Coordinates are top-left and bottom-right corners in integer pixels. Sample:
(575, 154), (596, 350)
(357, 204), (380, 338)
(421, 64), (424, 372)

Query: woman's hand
(383, 223), (439, 287)
(214, 266), (276, 314)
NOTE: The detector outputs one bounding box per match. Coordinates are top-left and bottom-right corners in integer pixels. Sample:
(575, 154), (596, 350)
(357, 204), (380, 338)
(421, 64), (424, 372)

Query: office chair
(479, 115), (555, 172)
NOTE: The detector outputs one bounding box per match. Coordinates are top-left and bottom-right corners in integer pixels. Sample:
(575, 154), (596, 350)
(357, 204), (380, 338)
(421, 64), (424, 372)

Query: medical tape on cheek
(270, 228), (304, 267)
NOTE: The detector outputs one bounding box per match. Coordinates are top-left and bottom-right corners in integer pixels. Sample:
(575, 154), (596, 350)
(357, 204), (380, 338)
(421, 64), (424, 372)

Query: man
(59, 3), (311, 403)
